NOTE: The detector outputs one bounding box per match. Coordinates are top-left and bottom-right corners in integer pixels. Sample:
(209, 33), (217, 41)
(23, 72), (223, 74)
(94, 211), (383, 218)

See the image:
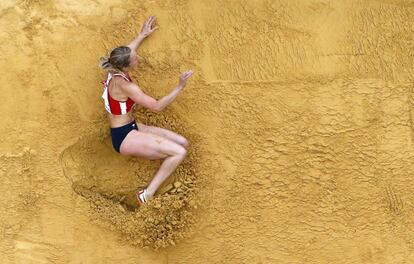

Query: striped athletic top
(101, 72), (135, 115)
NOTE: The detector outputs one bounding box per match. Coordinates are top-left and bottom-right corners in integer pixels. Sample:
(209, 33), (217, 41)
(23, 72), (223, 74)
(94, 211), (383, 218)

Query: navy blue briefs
(110, 120), (138, 153)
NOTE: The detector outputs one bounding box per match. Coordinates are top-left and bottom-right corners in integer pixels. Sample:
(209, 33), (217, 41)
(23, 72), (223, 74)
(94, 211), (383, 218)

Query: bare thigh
(137, 123), (189, 148)
(119, 130), (186, 160)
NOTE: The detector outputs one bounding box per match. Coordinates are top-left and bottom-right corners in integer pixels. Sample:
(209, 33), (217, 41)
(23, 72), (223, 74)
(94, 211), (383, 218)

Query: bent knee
(181, 138), (189, 149)
(176, 145), (187, 157)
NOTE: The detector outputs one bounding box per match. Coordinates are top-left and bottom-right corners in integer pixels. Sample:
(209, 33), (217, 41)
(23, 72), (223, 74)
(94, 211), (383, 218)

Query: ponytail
(98, 46), (131, 72)
(98, 56), (118, 72)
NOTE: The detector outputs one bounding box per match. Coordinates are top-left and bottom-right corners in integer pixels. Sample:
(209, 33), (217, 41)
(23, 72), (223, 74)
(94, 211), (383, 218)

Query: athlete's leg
(145, 151), (186, 197)
(120, 130), (187, 199)
(137, 123), (189, 149)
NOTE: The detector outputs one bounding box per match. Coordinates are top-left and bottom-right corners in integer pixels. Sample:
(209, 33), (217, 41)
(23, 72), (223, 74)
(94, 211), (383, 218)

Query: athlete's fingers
(180, 70), (193, 77)
(182, 72), (191, 78)
(145, 16), (152, 27)
(149, 16), (155, 26)
(183, 72), (192, 79)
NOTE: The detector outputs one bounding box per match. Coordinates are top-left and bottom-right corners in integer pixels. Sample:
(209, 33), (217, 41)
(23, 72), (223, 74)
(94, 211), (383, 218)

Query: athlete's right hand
(140, 16), (158, 38)
(178, 70), (193, 88)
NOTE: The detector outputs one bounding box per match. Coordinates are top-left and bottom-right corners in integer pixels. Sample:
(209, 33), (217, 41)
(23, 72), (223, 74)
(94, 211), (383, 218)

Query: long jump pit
(1, 0), (414, 263)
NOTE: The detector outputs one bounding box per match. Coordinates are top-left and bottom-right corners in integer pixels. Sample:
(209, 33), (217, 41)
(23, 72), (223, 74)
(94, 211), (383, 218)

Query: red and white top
(101, 72), (135, 115)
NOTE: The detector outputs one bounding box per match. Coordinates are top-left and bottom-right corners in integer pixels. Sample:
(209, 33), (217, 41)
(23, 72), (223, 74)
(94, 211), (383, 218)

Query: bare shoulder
(111, 74), (131, 87)
(119, 79), (143, 94)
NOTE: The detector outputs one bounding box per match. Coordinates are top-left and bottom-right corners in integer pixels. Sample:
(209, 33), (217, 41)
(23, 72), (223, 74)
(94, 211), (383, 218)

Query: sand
(1, 0), (414, 263)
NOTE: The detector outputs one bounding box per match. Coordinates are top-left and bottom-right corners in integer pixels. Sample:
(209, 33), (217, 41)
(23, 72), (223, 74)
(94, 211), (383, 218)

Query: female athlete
(99, 16), (193, 205)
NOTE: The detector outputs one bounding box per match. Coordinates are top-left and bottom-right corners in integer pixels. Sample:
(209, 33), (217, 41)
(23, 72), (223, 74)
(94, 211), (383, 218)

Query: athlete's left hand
(139, 16), (159, 38)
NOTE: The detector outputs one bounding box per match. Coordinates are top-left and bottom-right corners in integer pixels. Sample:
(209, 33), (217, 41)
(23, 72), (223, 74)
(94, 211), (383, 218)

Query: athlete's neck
(120, 67), (131, 75)
(110, 70), (129, 76)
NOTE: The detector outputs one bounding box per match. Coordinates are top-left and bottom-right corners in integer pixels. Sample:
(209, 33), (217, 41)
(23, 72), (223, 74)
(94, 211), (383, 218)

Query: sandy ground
(1, 0), (414, 263)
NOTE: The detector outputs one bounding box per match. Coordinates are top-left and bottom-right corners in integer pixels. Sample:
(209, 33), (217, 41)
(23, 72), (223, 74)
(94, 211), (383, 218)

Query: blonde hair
(99, 46), (131, 72)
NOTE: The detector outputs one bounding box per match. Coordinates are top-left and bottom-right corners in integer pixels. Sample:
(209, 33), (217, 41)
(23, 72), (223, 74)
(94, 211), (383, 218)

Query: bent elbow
(152, 102), (163, 113)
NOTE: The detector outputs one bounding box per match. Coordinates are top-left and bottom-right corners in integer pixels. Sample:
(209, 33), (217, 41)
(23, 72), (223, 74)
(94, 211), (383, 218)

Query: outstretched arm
(128, 16), (159, 51)
(121, 70), (193, 113)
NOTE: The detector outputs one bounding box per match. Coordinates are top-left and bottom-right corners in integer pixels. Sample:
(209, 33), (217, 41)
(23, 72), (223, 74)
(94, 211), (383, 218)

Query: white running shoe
(136, 189), (148, 205)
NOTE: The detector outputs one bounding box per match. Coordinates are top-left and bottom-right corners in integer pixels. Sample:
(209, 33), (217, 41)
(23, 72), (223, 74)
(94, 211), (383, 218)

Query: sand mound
(60, 110), (208, 249)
